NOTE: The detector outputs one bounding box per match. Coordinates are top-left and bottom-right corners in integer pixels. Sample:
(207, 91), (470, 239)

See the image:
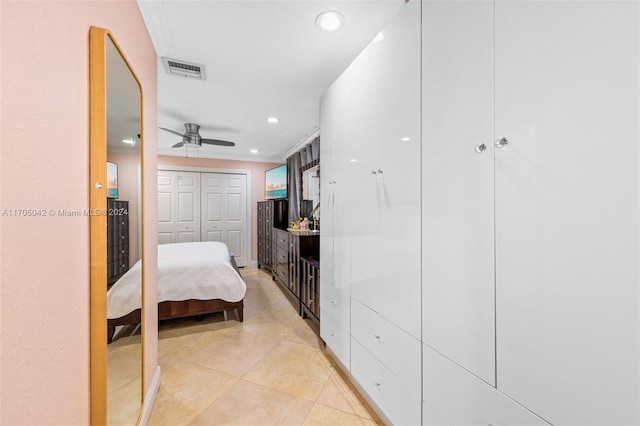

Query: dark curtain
(288, 153), (302, 224)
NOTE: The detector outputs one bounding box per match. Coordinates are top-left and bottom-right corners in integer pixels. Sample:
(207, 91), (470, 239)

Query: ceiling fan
(159, 123), (235, 148)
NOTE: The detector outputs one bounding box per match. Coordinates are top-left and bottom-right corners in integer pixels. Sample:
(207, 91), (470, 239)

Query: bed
(107, 241), (246, 343)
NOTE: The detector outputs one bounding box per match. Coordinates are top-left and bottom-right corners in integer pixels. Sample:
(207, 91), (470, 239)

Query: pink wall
(158, 156), (281, 263)
(0, 1), (158, 424)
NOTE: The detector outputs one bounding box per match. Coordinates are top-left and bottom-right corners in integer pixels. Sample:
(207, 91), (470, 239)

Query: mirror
(302, 165), (320, 228)
(90, 27), (143, 426)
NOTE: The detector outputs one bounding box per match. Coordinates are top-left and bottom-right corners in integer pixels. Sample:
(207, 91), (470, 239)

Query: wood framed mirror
(89, 26), (144, 426)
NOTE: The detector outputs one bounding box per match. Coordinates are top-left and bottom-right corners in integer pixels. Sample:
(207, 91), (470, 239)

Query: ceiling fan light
(316, 11), (344, 32)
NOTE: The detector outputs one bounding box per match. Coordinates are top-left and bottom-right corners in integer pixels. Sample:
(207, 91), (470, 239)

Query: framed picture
(107, 161), (118, 199)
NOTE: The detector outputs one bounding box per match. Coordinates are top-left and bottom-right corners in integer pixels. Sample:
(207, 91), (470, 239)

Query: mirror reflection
(302, 165), (320, 228)
(105, 35), (143, 425)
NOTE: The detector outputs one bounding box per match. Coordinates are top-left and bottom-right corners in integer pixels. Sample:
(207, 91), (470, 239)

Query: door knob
(495, 137), (509, 148)
(475, 143), (487, 153)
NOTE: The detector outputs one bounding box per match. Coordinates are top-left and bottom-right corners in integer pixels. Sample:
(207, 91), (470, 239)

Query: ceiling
(137, 0), (405, 163)
(106, 36), (141, 155)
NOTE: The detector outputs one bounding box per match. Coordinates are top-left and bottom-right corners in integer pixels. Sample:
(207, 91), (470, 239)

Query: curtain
(288, 153), (302, 224)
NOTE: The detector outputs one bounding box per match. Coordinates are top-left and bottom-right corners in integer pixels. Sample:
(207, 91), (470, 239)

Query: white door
(422, 0), (496, 386)
(349, 28), (381, 313)
(320, 71), (353, 370)
(200, 172), (248, 267)
(495, 2), (640, 424)
(157, 170), (200, 244)
(374, 0), (421, 339)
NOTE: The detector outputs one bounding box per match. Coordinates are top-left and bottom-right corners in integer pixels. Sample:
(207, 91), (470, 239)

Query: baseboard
(250, 260), (258, 268)
(139, 365), (161, 426)
(323, 345), (391, 426)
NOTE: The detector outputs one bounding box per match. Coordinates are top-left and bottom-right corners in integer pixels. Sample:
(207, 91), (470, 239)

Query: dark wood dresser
(107, 199), (129, 286)
(257, 200), (288, 271)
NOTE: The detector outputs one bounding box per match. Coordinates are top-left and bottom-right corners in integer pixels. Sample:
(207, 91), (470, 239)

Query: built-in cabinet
(321, 2), (422, 423)
(321, 1), (640, 425)
(423, 2), (639, 425)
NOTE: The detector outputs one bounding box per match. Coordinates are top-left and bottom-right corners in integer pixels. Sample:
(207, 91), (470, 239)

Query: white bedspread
(107, 241), (246, 319)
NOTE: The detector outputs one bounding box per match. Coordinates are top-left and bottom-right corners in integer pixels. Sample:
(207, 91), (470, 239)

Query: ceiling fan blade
(159, 127), (185, 137)
(172, 142), (185, 148)
(200, 139), (235, 147)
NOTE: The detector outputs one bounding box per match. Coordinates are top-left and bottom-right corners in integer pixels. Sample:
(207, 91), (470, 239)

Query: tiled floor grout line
(151, 268), (381, 425)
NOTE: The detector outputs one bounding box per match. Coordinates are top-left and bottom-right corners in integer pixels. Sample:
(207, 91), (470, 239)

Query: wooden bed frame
(107, 255), (244, 343)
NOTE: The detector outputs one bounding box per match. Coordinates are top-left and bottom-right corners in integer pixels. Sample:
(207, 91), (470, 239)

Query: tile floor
(147, 267), (382, 426)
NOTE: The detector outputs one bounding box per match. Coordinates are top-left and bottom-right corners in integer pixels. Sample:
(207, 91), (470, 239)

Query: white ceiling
(137, 0), (404, 162)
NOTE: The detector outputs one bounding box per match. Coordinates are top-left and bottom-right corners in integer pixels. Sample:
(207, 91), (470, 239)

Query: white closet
(321, 1), (640, 425)
(422, 1), (639, 425)
(321, 2), (422, 424)
(157, 169), (249, 267)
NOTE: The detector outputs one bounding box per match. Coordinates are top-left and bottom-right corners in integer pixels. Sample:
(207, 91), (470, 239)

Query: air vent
(161, 57), (206, 80)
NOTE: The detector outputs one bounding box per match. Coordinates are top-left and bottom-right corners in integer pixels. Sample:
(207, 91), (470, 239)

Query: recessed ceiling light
(266, 117), (279, 124)
(316, 11), (344, 32)
(350, 159), (358, 162)
(250, 149), (259, 154)
(371, 32), (385, 44)
(401, 137), (411, 142)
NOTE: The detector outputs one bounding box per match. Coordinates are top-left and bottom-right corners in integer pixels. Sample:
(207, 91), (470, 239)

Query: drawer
(351, 338), (421, 426)
(320, 279), (349, 325)
(275, 246), (288, 267)
(274, 229), (289, 250)
(351, 298), (421, 396)
(274, 263), (288, 285)
(423, 344), (550, 426)
(320, 309), (350, 370)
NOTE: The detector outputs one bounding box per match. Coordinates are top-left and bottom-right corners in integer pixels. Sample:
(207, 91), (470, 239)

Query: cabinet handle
(374, 334), (381, 341)
(377, 169), (383, 174)
(371, 170), (377, 175)
(374, 381), (381, 389)
(330, 333), (336, 337)
(495, 137), (509, 148)
(475, 143), (487, 153)
(329, 300), (337, 305)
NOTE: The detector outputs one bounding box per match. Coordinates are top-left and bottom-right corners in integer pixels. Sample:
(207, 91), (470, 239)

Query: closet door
(374, 0), (421, 339)
(201, 172), (248, 266)
(157, 170), (201, 244)
(320, 73), (352, 369)
(422, 0), (496, 385)
(349, 29), (381, 313)
(494, 2), (640, 424)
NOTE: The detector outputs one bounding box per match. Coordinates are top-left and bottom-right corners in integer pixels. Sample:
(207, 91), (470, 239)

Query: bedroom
(1, 1), (639, 426)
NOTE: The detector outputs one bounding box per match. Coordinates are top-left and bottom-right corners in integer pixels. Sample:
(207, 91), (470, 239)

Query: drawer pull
(374, 381), (381, 389)
(329, 300), (337, 305)
(374, 334), (381, 341)
(330, 333), (336, 337)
